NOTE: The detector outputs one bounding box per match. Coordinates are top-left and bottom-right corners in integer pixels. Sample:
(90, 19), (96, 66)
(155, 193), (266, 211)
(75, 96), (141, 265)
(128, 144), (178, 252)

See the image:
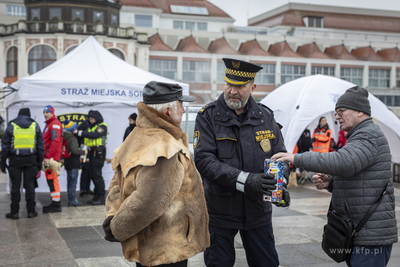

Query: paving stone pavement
(0, 172), (399, 267)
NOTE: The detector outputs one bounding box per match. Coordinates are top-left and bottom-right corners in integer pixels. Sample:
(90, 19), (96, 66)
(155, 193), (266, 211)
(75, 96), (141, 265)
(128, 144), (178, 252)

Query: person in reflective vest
(1, 108), (44, 219)
(77, 110), (108, 205)
(42, 105), (64, 213)
(312, 117), (332, 153)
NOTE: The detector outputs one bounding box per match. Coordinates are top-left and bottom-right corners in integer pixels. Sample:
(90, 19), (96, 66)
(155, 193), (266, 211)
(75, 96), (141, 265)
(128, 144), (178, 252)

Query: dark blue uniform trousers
(204, 223), (279, 267)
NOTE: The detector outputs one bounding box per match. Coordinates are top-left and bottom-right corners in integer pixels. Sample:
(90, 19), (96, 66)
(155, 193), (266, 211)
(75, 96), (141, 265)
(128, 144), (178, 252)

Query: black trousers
(79, 161), (91, 191)
(8, 155), (38, 214)
(88, 147), (105, 197)
(136, 260), (188, 267)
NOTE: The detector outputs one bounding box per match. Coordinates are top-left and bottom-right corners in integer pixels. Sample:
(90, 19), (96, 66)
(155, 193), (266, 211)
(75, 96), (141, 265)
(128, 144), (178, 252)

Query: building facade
(1, 1), (400, 119)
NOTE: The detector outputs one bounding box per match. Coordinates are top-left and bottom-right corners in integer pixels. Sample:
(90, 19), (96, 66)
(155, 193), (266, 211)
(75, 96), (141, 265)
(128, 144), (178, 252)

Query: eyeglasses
(335, 108), (348, 117)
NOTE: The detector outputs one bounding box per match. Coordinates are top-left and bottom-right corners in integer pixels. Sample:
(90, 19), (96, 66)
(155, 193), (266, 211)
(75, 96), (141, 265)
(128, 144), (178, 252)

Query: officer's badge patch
(260, 139), (271, 153)
(97, 127), (104, 133)
(193, 131), (200, 150)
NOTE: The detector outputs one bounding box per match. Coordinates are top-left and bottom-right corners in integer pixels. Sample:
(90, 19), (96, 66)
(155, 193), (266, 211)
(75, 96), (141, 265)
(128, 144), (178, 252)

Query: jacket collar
(136, 102), (185, 141)
(346, 117), (372, 139)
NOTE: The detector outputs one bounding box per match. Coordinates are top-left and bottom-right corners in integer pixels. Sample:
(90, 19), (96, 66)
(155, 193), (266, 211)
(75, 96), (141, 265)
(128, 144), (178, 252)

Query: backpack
(61, 139), (71, 159)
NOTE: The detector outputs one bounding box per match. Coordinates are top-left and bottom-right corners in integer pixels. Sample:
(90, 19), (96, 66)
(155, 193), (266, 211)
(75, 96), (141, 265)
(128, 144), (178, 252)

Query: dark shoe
(68, 199), (82, 206)
(80, 190), (94, 197)
(5, 213), (19, 220)
(28, 211), (38, 218)
(43, 201), (62, 213)
(88, 195), (105, 205)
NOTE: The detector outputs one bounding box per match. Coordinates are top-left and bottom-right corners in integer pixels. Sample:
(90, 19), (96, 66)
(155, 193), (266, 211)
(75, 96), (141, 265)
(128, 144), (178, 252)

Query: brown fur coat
(106, 102), (210, 266)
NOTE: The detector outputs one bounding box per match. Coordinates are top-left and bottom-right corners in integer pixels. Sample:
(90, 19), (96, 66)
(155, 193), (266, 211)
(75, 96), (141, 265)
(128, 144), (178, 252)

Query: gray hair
(147, 100), (179, 113)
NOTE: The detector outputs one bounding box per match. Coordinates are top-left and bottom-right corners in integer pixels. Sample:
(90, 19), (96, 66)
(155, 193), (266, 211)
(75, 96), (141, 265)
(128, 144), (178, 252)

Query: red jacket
(43, 115), (63, 161)
(336, 130), (348, 149)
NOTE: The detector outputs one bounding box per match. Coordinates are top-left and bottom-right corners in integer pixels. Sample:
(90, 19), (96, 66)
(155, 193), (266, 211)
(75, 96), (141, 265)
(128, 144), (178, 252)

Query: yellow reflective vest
(12, 122), (36, 149)
(84, 122), (108, 147)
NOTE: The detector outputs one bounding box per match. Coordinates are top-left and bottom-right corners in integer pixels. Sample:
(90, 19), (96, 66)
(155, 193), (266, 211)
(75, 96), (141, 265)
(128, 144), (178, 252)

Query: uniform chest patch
(260, 139), (271, 153)
(254, 130), (275, 142)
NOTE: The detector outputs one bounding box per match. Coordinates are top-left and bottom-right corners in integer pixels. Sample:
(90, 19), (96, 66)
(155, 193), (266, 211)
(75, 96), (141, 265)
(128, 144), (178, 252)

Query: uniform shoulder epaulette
(257, 102), (273, 115)
(198, 102), (215, 114)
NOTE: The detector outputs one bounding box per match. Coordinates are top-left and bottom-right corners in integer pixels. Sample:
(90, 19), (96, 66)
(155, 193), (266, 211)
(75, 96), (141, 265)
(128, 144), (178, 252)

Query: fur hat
(335, 86), (371, 116)
(63, 119), (78, 133)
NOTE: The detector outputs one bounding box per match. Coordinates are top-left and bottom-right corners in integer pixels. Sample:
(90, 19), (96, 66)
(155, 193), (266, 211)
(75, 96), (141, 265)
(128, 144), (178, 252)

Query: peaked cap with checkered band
(222, 58), (263, 85)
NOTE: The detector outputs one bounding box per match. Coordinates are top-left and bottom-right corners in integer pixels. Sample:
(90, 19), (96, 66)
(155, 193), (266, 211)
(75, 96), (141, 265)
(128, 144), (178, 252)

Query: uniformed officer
(194, 58), (290, 267)
(77, 110), (108, 205)
(2, 108), (44, 219)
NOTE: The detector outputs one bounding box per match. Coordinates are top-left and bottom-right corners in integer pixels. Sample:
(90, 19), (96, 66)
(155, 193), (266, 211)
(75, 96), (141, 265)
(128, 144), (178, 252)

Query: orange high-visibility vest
(312, 126), (331, 153)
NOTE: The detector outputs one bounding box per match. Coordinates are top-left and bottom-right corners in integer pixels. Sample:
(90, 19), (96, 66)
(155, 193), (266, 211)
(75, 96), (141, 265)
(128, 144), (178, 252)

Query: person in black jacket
(77, 110), (108, 205)
(194, 58), (290, 267)
(123, 113), (137, 141)
(1, 107), (44, 219)
(62, 120), (87, 206)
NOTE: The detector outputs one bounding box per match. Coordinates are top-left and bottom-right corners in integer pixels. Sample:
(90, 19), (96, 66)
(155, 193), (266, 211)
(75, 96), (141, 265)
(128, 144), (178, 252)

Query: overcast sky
(207, 0), (400, 26)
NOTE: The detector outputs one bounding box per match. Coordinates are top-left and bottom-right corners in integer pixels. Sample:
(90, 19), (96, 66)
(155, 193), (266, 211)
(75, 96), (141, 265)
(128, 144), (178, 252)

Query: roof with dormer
(268, 41), (302, 57)
(207, 37), (239, 54)
(351, 46), (385, 61)
(324, 44), (357, 60)
(296, 43), (330, 59)
(149, 33), (173, 51)
(238, 39), (272, 56)
(175, 35), (208, 53)
(377, 47), (400, 62)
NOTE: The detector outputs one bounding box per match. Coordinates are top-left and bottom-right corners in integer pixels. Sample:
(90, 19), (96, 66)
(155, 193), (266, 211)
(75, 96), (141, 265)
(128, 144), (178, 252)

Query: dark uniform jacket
(194, 93), (289, 230)
(62, 131), (85, 170)
(295, 118), (398, 246)
(1, 115), (44, 168)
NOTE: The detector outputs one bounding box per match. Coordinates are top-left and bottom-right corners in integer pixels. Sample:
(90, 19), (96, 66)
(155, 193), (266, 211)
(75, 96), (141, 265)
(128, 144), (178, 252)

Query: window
(369, 69), (390, 88)
(49, 8), (61, 20)
(396, 69), (400, 88)
(31, 8), (40, 20)
(93, 11), (104, 23)
(173, 21), (184, 30)
(185, 21), (196, 31)
(28, 45), (56, 74)
(376, 95), (400, 106)
(149, 59), (177, 80)
(65, 46), (77, 55)
(340, 67), (363, 86)
(7, 47), (17, 77)
(217, 62), (226, 84)
(109, 49), (125, 60)
(197, 22), (207, 31)
(72, 9), (84, 21)
(303, 16), (323, 28)
(110, 14), (118, 26)
(311, 66), (335, 76)
(183, 61), (211, 83)
(6, 5), (26, 17)
(255, 64), (275, 85)
(281, 65), (305, 84)
(135, 14), (152, 27)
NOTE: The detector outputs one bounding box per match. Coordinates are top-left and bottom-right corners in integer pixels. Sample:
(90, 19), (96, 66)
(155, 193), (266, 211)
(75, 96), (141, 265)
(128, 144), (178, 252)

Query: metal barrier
(393, 163), (400, 183)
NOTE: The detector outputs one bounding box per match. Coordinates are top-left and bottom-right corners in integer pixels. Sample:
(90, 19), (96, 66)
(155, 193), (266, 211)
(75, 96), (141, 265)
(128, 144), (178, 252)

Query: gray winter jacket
(294, 118), (397, 246)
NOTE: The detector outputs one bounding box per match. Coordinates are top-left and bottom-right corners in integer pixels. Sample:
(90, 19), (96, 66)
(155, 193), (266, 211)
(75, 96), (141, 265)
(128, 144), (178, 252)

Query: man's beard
(224, 93), (248, 110)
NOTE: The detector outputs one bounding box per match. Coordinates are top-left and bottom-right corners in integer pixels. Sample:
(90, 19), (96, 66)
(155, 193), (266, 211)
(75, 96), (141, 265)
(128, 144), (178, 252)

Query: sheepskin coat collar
(106, 102), (209, 266)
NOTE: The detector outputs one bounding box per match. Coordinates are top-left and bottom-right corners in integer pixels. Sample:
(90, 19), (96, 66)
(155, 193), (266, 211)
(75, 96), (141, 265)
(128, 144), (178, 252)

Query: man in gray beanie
(272, 85), (397, 266)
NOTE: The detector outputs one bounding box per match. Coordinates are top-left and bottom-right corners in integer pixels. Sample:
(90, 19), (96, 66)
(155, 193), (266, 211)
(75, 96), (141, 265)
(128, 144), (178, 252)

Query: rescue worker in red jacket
(42, 105), (63, 213)
(311, 117), (332, 153)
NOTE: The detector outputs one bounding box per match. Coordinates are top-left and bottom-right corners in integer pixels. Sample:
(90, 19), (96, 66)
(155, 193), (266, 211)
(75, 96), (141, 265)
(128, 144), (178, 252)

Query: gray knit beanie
(335, 86), (371, 116)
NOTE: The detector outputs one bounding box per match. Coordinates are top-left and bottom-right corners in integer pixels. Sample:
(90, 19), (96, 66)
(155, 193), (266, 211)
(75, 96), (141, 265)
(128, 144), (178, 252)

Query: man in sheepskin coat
(103, 81), (210, 267)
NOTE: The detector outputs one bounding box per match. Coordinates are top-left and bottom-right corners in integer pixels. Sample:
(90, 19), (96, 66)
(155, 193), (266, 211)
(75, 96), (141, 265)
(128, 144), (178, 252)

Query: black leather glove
(245, 173), (277, 197)
(1, 161), (7, 174)
(274, 187), (291, 208)
(102, 215), (120, 242)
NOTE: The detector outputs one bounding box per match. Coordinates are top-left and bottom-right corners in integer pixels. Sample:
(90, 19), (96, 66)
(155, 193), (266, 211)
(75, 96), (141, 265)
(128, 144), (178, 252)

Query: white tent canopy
(5, 36), (190, 192)
(6, 35), (189, 107)
(261, 75), (400, 163)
